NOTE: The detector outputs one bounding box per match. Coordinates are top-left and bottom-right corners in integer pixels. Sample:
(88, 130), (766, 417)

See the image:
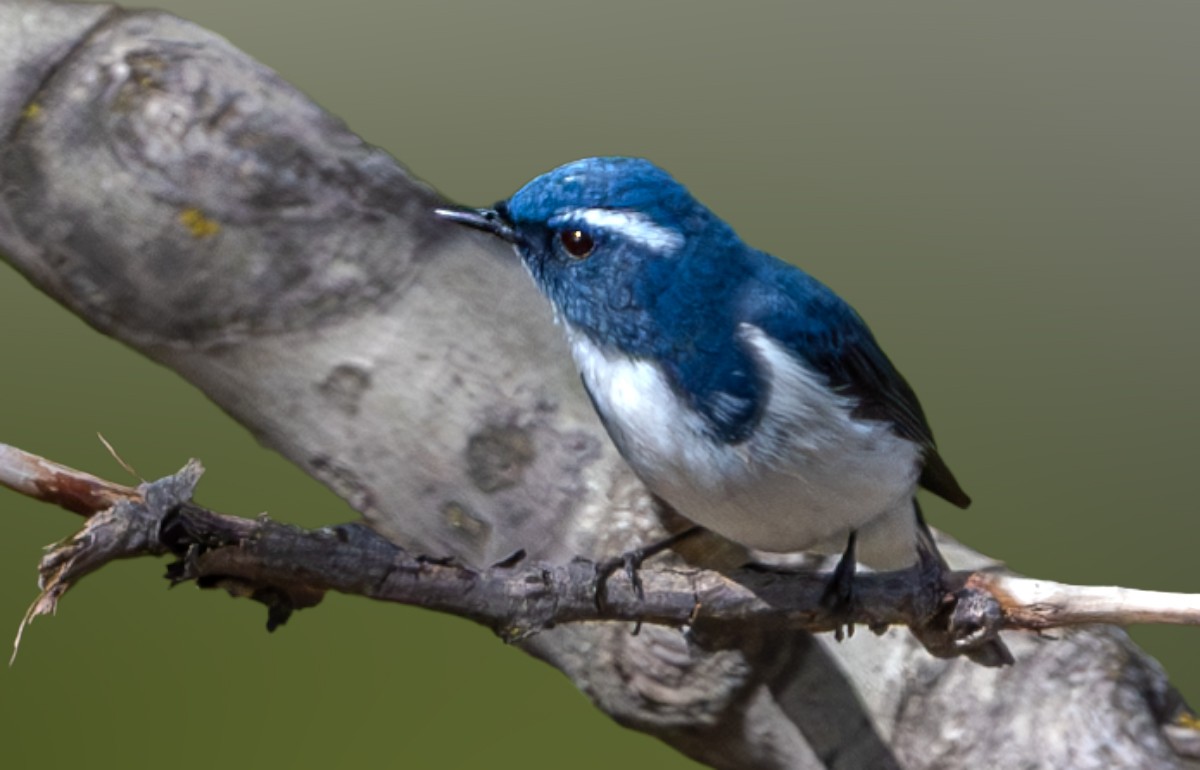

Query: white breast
(569, 324), (922, 562)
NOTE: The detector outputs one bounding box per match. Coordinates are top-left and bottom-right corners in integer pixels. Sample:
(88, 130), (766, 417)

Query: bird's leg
(594, 526), (703, 609)
(909, 530), (1016, 667)
(821, 530), (859, 641)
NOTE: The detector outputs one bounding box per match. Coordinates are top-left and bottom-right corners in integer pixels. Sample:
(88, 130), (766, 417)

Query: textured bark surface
(1, 2), (1197, 767)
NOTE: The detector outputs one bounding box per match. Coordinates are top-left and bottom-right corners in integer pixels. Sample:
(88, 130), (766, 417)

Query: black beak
(434, 205), (518, 244)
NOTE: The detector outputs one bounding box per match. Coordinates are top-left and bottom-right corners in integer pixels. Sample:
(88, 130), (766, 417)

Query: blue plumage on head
(506, 157), (705, 231)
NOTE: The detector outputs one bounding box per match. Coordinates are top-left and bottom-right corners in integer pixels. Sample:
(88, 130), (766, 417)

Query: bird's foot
(594, 526), (702, 611)
(908, 538), (1016, 667)
(821, 530), (858, 641)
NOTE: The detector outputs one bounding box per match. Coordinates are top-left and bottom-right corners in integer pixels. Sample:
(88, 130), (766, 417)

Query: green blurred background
(2, 1), (1198, 767)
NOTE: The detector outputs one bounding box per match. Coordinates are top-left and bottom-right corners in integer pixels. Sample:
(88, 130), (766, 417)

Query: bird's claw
(821, 530), (859, 641)
(909, 537), (1016, 667)
(594, 546), (648, 612)
(592, 526), (703, 613)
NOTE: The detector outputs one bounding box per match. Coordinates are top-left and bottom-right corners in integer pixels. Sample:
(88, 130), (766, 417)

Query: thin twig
(3, 441), (1199, 668)
(978, 574), (1200, 628)
(0, 443), (140, 516)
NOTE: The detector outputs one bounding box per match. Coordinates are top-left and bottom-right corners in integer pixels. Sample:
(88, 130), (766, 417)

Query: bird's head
(436, 157), (741, 351)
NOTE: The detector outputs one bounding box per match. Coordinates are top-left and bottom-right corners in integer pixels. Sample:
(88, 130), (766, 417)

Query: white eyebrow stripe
(551, 208), (685, 254)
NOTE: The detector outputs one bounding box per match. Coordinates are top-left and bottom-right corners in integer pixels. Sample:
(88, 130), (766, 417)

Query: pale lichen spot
(179, 207), (220, 238)
(21, 103), (41, 121)
(440, 500), (491, 542)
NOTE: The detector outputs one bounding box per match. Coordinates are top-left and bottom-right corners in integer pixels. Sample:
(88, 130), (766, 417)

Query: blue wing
(736, 256), (971, 509)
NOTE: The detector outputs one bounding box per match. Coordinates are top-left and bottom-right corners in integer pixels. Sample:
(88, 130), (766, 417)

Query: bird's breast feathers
(568, 323), (922, 553)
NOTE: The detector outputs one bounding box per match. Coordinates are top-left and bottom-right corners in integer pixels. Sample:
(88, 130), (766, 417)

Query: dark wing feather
(742, 266), (971, 509)
(827, 338), (971, 508)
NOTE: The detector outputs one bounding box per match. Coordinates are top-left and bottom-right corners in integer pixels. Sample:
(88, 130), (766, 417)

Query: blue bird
(437, 157), (977, 618)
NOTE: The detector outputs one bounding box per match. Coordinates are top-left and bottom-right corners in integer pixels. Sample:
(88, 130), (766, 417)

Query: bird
(435, 156), (978, 629)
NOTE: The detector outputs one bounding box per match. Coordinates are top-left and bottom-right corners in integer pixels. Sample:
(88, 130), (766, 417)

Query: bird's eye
(558, 229), (594, 259)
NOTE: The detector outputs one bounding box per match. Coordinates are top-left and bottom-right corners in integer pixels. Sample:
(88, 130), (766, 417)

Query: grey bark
(0, 2), (1195, 767)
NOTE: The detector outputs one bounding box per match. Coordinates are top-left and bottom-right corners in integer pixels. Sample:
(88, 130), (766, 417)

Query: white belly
(570, 325), (923, 563)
